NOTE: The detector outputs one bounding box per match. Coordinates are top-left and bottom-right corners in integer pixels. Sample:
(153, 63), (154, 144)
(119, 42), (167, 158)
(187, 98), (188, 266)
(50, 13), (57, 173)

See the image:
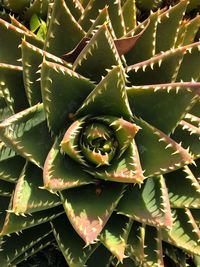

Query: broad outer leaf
(51, 214), (99, 267)
(60, 182), (124, 244)
(41, 60), (94, 134)
(43, 139), (93, 191)
(76, 65), (132, 119)
(117, 176), (172, 228)
(0, 104), (52, 167)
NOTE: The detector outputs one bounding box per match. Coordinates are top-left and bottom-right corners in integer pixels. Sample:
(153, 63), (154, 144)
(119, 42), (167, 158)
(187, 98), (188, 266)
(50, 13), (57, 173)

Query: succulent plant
(0, 0), (52, 20)
(0, 0), (200, 266)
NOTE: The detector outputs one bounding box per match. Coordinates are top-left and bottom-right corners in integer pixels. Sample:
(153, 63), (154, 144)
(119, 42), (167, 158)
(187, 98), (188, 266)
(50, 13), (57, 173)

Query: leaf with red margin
(99, 213), (130, 262)
(51, 214), (99, 267)
(75, 65), (132, 119)
(117, 175), (172, 228)
(60, 118), (87, 166)
(73, 24), (122, 82)
(160, 209), (200, 255)
(41, 59), (94, 134)
(97, 116), (140, 158)
(12, 162), (61, 214)
(43, 139), (93, 191)
(134, 117), (193, 177)
(89, 139), (144, 184)
(60, 182), (124, 245)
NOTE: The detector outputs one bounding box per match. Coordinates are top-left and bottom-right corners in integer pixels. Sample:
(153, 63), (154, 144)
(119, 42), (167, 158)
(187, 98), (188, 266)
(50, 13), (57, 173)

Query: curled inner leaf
(60, 116), (140, 168)
(80, 122), (117, 166)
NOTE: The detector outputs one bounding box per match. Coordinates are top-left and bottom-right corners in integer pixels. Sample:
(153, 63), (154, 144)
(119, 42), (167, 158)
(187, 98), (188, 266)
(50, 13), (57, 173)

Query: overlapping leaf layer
(0, 0), (200, 266)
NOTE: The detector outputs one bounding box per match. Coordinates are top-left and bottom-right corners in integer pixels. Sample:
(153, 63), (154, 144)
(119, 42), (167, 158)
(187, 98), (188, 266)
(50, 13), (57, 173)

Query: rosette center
(80, 122), (117, 166)
(60, 116), (140, 168)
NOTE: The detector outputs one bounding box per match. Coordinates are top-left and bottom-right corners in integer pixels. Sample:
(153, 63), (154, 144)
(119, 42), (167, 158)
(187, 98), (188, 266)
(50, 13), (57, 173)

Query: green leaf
(75, 66), (132, 119)
(60, 182), (124, 244)
(127, 83), (199, 134)
(2, 0), (30, 13)
(104, 0), (125, 38)
(64, 0), (84, 20)
(161, 208), (200, 255)
(86, 7), (109, 37)
(165, 166), (200, 208)
(125, 10), (159, 65)
(122, 0), (137, 33)
(0, 142), (25, 183)
(117, 176), (172, 228)
(0, 63), (29, 113)
(127, 46), (185, 85)
(126, 221), (145, 262)
(134, 117), (193, 177)
(176, 42), (200, 82)
(0, 97), (12, 122)
(23, 0), (52, 21)
(91, 139), (144, 184)
(11, 233), (54, 266)
(0, 104), (52, 168)
(95, 116), (140, 158)
(73, 24), (122, 82)
(51, 214), (99, 267)
(60, 118), (87, 166)
(0, 222), (52, 266)
(41, 59), (94, 134)
(143, 226), (164, 267)
(36, 20), (47, 41)
(12, 162), (61, 214)
(21, 40), (43, 106)
(171, 119), (200, 159)
(0, 19), (43, 66)
(44, 0), (85, 56)
(193, 255), (200, 267)
(30, 14), (41, 33)
(100, 213), (129, 262)
(176, 15), (200, 47)
(79, 0), (125, 37)
(43, 139), (93, 191)
(156, 0), (188, 53)
(1, 205), (64, 236)
(21, 40), (71, 106)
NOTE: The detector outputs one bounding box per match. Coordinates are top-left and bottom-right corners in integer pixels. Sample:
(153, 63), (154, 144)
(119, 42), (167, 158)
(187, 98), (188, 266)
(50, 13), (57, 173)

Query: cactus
(0, 0), (200, 266)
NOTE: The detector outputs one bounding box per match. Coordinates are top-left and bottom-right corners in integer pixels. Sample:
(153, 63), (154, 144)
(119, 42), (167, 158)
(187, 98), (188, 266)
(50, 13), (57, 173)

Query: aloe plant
(0, 0), (52, 20)
(0, 0), (200, 266)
